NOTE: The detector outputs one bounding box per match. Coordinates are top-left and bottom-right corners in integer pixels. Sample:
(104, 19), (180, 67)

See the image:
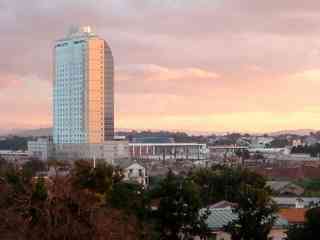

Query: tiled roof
(204, 208), (288, 231)
(279, 208), (307, 224)
(209, 200), (238, 209)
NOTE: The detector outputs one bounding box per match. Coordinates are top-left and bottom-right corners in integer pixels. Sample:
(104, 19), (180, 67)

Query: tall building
(53, 26), (114, 144)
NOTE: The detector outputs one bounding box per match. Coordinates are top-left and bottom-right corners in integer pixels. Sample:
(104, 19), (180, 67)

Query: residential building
(53, 26), (114, 144)
(279, 208), (307, 225)
(117, 161), (148, 186)
(201, 208), (288, 240)
(267, 181), (305, 196)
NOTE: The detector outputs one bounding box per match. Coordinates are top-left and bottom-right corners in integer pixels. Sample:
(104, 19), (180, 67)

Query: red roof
(279, 208), (307, 224)
(254, 166), (320, 180)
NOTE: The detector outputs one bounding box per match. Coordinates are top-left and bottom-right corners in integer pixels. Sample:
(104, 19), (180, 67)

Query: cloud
(2, 0), (320, 132)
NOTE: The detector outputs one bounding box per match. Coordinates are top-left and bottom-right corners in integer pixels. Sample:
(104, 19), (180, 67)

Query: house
(202, 208), (288, 240)
(250, 136), (274, 148)
(267, 181), (305, 196)
(209, 200), (237, 209)
(121, 162), (148, 187)
(279, 208), (307, 225)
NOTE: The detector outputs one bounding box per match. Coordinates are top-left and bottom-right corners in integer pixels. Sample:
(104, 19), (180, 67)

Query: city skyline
(2, 0), (320, 133)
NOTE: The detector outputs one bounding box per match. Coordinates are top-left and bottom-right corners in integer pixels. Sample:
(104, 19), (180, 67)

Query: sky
(1, 0), (320, 133)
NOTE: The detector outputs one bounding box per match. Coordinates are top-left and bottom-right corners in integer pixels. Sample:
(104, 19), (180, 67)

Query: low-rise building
(129, 142), (208, 161)
(202, 207), (288, 240)
(28, 138), (53, 161)
(267, 181), (305, 196)
(0, 150), (31, 162)
(53, 140), (130, 164)
(117, 161), (148, 186)
(272, 197), (320, 208)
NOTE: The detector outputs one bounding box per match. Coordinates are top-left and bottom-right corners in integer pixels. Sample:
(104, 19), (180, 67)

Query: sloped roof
(204, 208), (288, 231)
(209, 200), (238, 209)
(279, 208), (307, 224)
(267, 181), (291, 191)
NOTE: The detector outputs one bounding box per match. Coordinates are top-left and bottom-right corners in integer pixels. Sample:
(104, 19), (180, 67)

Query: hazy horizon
(2, 0), (320, 132)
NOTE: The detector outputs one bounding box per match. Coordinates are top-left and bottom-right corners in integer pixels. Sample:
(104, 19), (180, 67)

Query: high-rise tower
(53, 26), (114, 144)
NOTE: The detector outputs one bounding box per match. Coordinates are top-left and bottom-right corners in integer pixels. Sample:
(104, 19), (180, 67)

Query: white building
(250, 136), (274, 148)
(27, 138), (53, 161)
(129, 143), (208, 161)
(122, 162), (148, 186)
(53, 26), (114, 144)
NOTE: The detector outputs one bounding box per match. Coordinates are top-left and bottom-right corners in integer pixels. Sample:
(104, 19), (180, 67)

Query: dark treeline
(0, 136), (35, 151)
(0, 158), (319, 240)
(291, 143), (320, 157)
(117, 130), (209, 143)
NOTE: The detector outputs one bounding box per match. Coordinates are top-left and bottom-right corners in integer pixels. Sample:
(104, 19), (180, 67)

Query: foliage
(225, 183), (278, 240)
(22, 159), (47, 176)
(266, 138), (289, 148)
(286, 207), (320, 240)
(71, 160), (123, 195)
(191, 166), (276, 240)
(291, 143), (320, 157)
(110, 181), (148, 219)
(295, 178), (320, 197)
(0, 161), (149, 240)
(191, 166), (266, 205)
(32, 177), (48, 201)
(153, 171), (209, 240)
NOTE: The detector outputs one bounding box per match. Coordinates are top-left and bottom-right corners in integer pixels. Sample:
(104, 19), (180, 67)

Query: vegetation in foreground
(0, 158), (319, 239)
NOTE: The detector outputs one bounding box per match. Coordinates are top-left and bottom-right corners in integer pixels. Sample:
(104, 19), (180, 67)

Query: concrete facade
(53, 141), (130, 164)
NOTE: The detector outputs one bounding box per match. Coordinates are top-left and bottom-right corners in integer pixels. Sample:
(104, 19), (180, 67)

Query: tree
(110, 182), (146, 216)
(22, 159), (46, 177)
(225, 183), (278, 240)
(71, 160), (123, 195)
(287, 207), (320, 240)
(154, 171), (209, 240)
(191, 166), (266, 205)
(0, 161), (150, 240)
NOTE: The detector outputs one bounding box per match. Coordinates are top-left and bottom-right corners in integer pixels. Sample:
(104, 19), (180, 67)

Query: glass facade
(53, 27), (114, 144)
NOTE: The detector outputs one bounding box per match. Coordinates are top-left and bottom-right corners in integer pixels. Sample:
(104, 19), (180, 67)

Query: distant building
(129, 142), (208, 161)
(28, 138), (53, 161)
(267, 181), (305, 196)
(132, 136), (174, 144)
(250, 136), (274, 148)
(292, 139), (304, 147)
(53, 26), (114, 144)
(272, 197), (320, 208)
(53, 140), (130, 164)
(121, 162), (148, 186)
(0, 150), (30, 162)
(304, 136), (318, 146)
